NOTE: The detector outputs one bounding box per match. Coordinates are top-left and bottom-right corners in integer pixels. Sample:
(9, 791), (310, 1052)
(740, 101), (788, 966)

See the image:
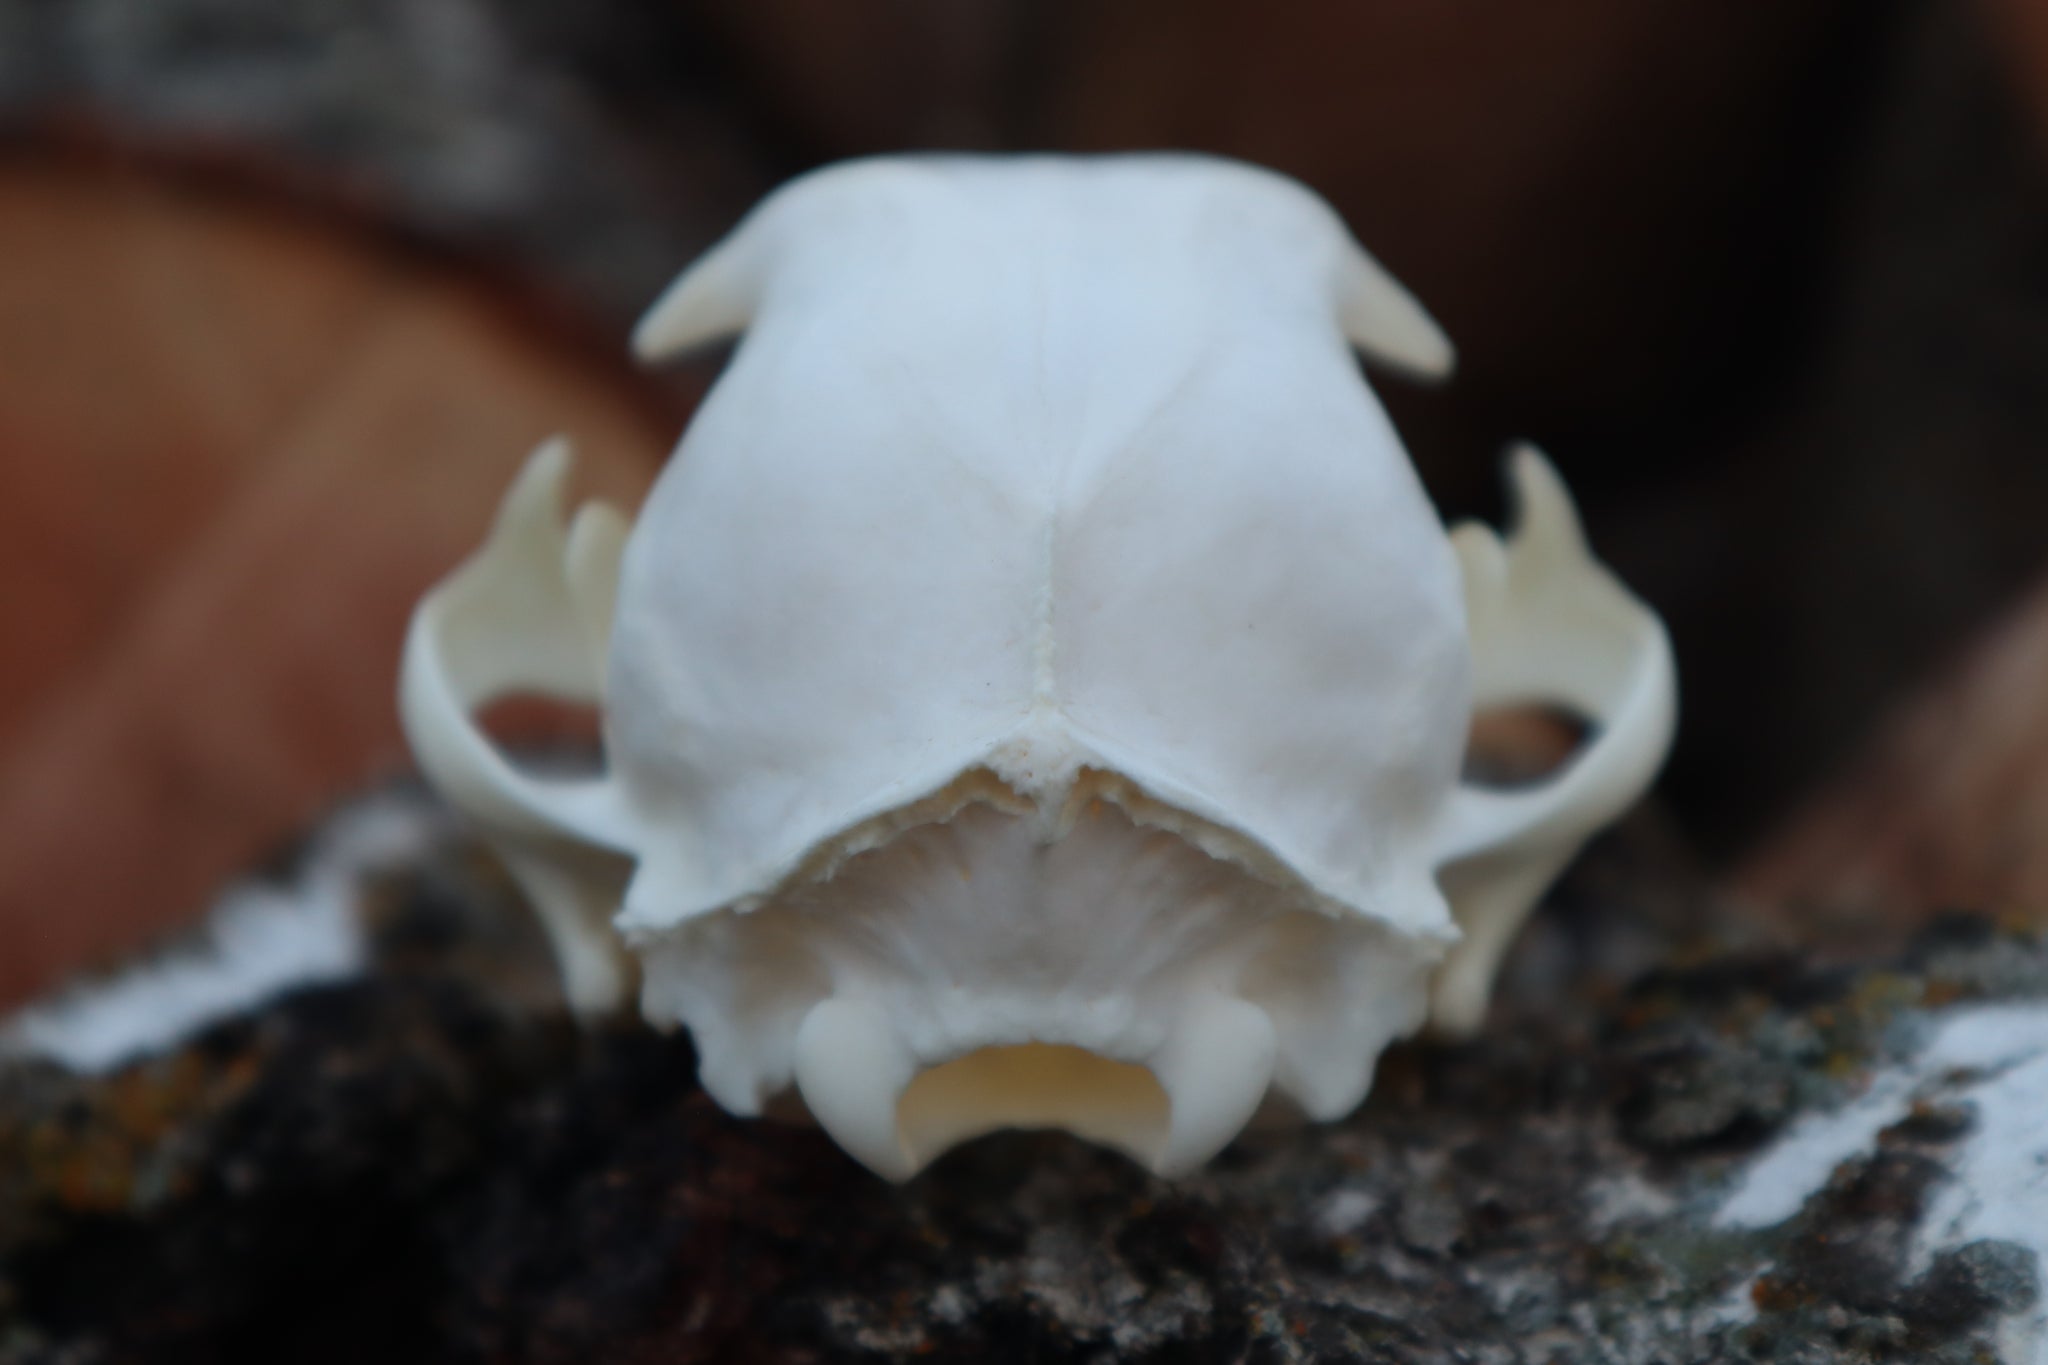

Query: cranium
(401, 154), (1675, 1179)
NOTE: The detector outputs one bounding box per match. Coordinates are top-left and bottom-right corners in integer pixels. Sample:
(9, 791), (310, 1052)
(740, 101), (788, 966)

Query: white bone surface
(400, 154), (1676, 1180)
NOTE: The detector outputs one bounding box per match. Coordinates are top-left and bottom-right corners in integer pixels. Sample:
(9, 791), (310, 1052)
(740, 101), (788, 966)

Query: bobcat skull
(400, 155), (1675, 1179)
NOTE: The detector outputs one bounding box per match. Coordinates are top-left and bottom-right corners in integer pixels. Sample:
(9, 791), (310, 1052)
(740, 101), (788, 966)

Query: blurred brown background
(6, 0), (2048, 1005)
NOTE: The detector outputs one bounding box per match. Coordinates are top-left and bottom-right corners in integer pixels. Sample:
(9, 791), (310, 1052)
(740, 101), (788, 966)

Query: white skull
(400, 154), (1675, 1179)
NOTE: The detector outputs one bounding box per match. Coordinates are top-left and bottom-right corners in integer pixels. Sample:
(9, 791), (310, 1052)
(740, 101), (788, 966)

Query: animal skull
(400, 155), (1675, 1179)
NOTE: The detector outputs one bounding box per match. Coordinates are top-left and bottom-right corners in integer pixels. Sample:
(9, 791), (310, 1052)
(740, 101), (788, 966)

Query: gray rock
(2, 797), (2044, 1362)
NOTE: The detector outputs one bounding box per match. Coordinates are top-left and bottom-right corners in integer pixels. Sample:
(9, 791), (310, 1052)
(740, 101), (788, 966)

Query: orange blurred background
(7, 0), (2048, 1004)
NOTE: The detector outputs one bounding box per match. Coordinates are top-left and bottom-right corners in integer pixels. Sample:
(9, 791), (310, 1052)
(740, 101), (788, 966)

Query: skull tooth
(1146, 995), (1278, 1177)
(792, 997), (921, 1182)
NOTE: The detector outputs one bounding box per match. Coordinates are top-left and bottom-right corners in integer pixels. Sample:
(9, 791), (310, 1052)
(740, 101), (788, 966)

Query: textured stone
(2, 803), (2043, 1362)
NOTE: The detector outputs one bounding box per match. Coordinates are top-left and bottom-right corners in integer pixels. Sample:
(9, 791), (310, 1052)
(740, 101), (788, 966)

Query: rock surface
(3, 796), (2044, 1362)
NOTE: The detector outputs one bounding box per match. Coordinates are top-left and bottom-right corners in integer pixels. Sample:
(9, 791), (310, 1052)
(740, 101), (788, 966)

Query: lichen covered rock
(2, 804), (2045, 1363)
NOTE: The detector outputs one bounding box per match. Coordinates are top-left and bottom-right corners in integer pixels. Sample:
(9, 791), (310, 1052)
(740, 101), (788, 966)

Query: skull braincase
(609, 157), (1469, 944)
(399, 154), (1676, 1182)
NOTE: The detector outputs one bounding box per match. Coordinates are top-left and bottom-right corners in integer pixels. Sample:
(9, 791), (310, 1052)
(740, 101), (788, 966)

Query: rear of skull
(399, 154), (1676, 1181)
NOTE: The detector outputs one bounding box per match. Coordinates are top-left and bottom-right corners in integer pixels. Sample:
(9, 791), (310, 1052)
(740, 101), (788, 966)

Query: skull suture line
(401, 155), (1676, 1180)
